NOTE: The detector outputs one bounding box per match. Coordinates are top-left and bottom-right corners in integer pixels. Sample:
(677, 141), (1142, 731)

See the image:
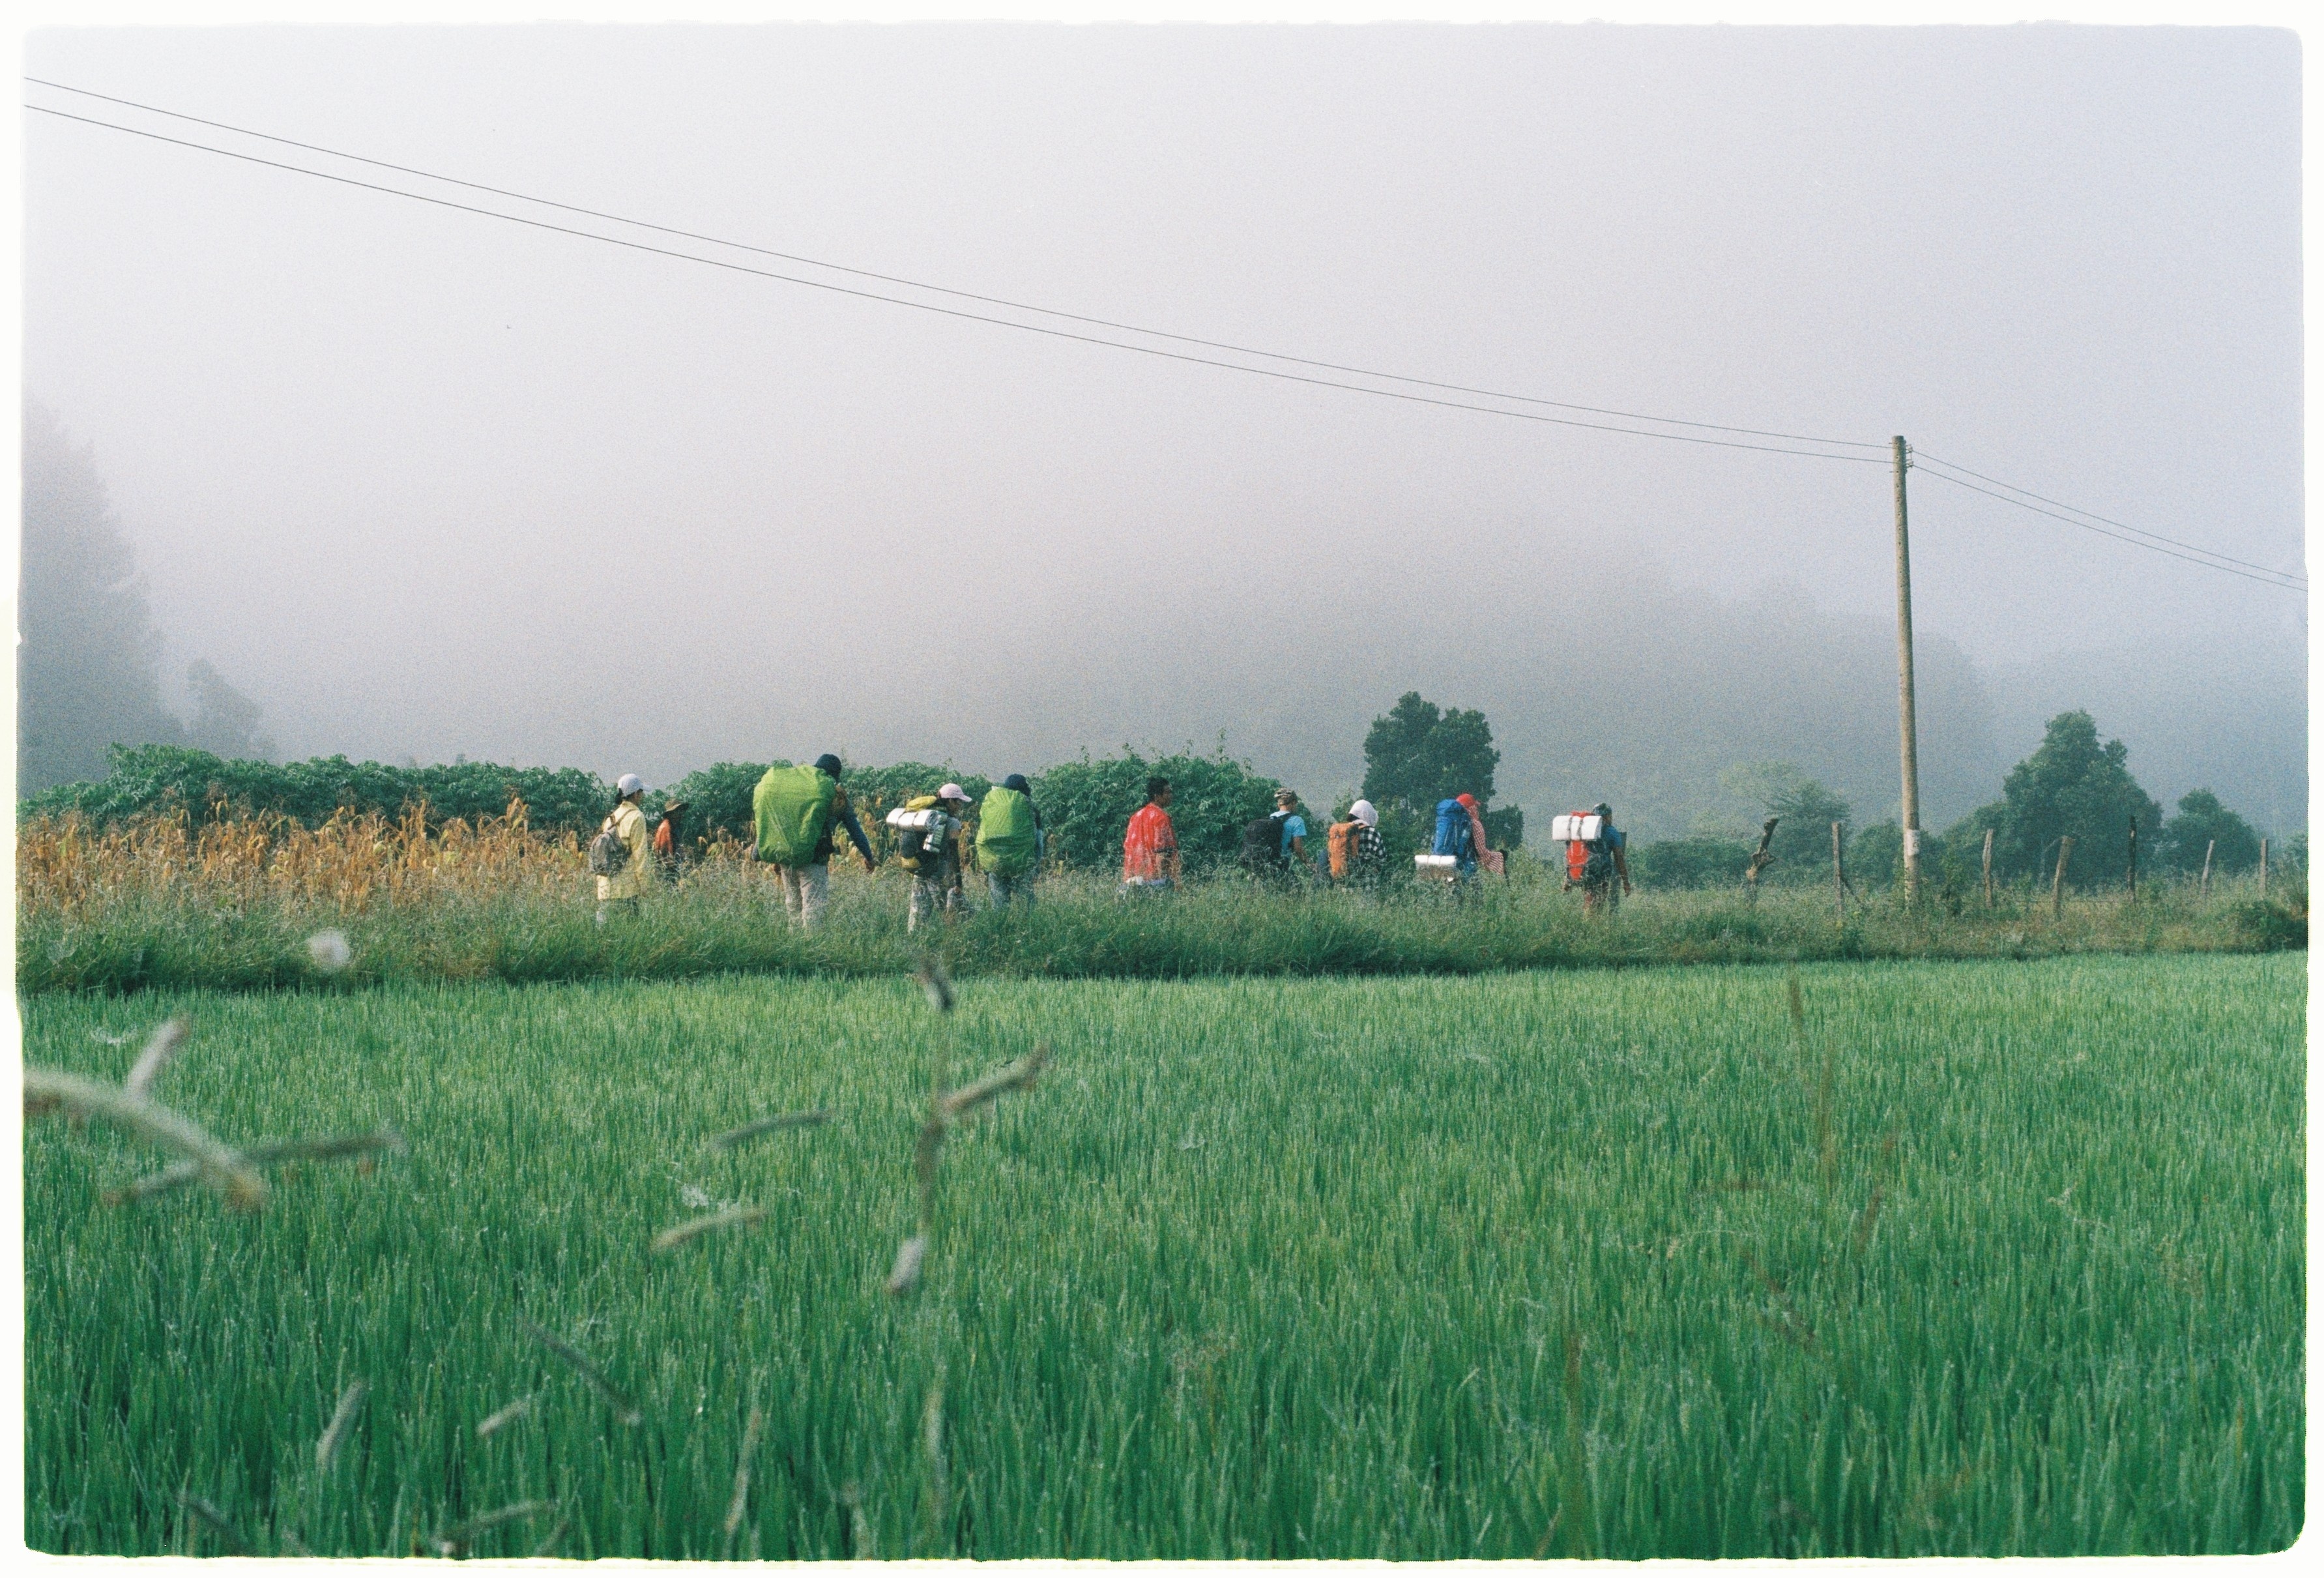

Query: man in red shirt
(1120, 776), (1182, 895)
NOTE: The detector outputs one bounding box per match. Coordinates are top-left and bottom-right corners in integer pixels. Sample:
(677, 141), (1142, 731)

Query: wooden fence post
(2126, 817), (2138, 900)
(1982, 826), (1995, 907)
(2052, 836), (2074, 920)
(2259, 838), (2269, 895)
(1745, 816), (1779, 905)
(2200, 838), (2214, 898)
(1832, 821), (1846, 926)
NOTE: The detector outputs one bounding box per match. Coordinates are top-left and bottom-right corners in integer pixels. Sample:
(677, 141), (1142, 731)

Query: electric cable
(1912, 465), (2304, 591)
(1913, 450), (2302, 583)
(25, 76), (1885, 456)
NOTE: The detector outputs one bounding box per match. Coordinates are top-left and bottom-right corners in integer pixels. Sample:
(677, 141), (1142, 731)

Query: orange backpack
(1563, 811), (1597, 882)
(1328, 821), (1363, 879)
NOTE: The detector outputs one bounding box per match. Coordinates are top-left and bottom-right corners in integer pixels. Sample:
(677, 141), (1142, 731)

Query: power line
(1911, 463), (2304, 591)
(1913, 450), (2302, 584)
(25, 78), (1886, 460)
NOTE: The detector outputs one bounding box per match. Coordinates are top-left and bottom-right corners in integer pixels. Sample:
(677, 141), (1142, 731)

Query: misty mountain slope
(1989, 636), (2306, 836)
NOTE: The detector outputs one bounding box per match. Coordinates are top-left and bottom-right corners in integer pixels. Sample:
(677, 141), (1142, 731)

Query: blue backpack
(1432, 800), (1475, 864)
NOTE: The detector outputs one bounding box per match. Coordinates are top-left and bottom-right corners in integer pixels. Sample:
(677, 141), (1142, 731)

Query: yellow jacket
(596, 801), (652, 901)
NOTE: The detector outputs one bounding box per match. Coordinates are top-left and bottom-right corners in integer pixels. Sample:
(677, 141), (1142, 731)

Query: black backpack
(1240, 810), (1290, 872)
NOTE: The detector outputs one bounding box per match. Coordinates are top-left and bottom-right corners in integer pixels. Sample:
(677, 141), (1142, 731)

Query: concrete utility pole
(1893, 436), (1924, 899)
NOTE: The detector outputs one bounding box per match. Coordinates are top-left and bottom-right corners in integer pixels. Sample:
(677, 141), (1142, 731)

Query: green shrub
(18, 744), (614, 836)
(1019, 750), (1283, 875)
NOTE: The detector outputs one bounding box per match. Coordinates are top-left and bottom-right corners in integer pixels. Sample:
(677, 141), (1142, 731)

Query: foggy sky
(21, 23), (2306, 834)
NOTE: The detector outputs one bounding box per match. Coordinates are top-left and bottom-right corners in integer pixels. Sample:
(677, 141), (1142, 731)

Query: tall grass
(16, 808), (2302, 993)
(19, 956), (2303, 1556)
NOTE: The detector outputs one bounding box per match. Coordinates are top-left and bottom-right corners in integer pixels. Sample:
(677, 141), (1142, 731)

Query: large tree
(1360, 692), (1520, 845)
(18, 405), (184, 793)
(1962, 710), (2162, 887)
(2158, 788), (2261, 877)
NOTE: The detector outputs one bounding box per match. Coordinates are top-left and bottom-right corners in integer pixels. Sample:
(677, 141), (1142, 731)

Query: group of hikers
(590, 756), (1634, 928)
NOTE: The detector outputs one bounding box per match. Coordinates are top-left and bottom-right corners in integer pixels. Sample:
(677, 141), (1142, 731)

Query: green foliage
(19, 744), (615, 836)
(1631, 836), (1750, 890)
(1978, 710), (2162, 887)
(18, 956), (2304, 1556)
(660, 761), (789, 845)
(1715, 763), (1852, 886)
(2158, 789), (2261, 875)
(1033, 749), (1282, 874)
(1360, 692), (1502, 822)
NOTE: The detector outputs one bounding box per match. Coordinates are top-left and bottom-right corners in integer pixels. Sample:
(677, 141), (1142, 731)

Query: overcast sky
(20, 22), (2304, 813)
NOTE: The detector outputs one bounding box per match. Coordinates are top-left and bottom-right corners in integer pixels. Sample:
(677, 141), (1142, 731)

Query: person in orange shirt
(651, 798), (689, 881)
(1120, 776), (1182, 896)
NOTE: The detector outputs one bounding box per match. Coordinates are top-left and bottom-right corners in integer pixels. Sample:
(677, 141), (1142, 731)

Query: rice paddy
(18, 954), (2305, 1556)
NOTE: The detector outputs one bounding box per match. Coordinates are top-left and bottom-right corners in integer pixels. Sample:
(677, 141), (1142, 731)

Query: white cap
(1350, 799), (1378, 828)
(938, 782), (968, 802)
(617, 773), (645, 796)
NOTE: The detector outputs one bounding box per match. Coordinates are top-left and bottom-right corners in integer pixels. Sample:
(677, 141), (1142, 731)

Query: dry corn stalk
(24, 1069), (266, 1210)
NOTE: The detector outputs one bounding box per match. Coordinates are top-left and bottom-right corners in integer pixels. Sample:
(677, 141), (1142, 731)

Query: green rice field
(19, 954), (2305, 1556)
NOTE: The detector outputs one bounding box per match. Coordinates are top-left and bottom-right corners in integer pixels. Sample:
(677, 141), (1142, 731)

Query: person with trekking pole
(590, 773), (653, 925)
(752, 753), (875, 931)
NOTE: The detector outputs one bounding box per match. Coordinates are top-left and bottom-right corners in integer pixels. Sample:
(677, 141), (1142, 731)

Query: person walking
(977, 773), (1043, 910)
(652, 798), (690, 881)
(592, 773), (652, 925)
(1328, 798), (1388, 891)
(1431, 795), (1479, 884)
(753, 753), (875, 931)
(1239, 788), (1307, 883)
(1458, 793), (1505, 878)
(1566, 800), (1632, 915)
(1121, 776), (1181, 896)
(900, 783), (974, 933)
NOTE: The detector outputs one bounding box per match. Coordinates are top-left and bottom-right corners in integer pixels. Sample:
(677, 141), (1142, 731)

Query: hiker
(752, 753), (875, 931)
(1240, 788), (1307, 883)
(590, 773), (652, 924)
(1458, 793), (1506, 878)
(652, 798), (690, 880)
(1563, 800), (1632, 915)
(1327, 798), (1388, 890)
(1121, 776), (1181, 895)
(977, 773), (1043, 909)
(892, 783), (974, 933)
(1430, 796), (1479, 883)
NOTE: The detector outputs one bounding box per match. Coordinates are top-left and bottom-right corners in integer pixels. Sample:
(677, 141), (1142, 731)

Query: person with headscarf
(1329, 798), (1389, 892)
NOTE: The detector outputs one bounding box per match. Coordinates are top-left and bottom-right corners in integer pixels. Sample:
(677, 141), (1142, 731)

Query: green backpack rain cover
(976, 785), (1037, 877)
(754, 765), (837, 868)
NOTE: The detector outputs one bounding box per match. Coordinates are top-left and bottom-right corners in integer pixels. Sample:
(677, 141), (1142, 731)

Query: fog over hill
(20, 24), (2304, 835)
